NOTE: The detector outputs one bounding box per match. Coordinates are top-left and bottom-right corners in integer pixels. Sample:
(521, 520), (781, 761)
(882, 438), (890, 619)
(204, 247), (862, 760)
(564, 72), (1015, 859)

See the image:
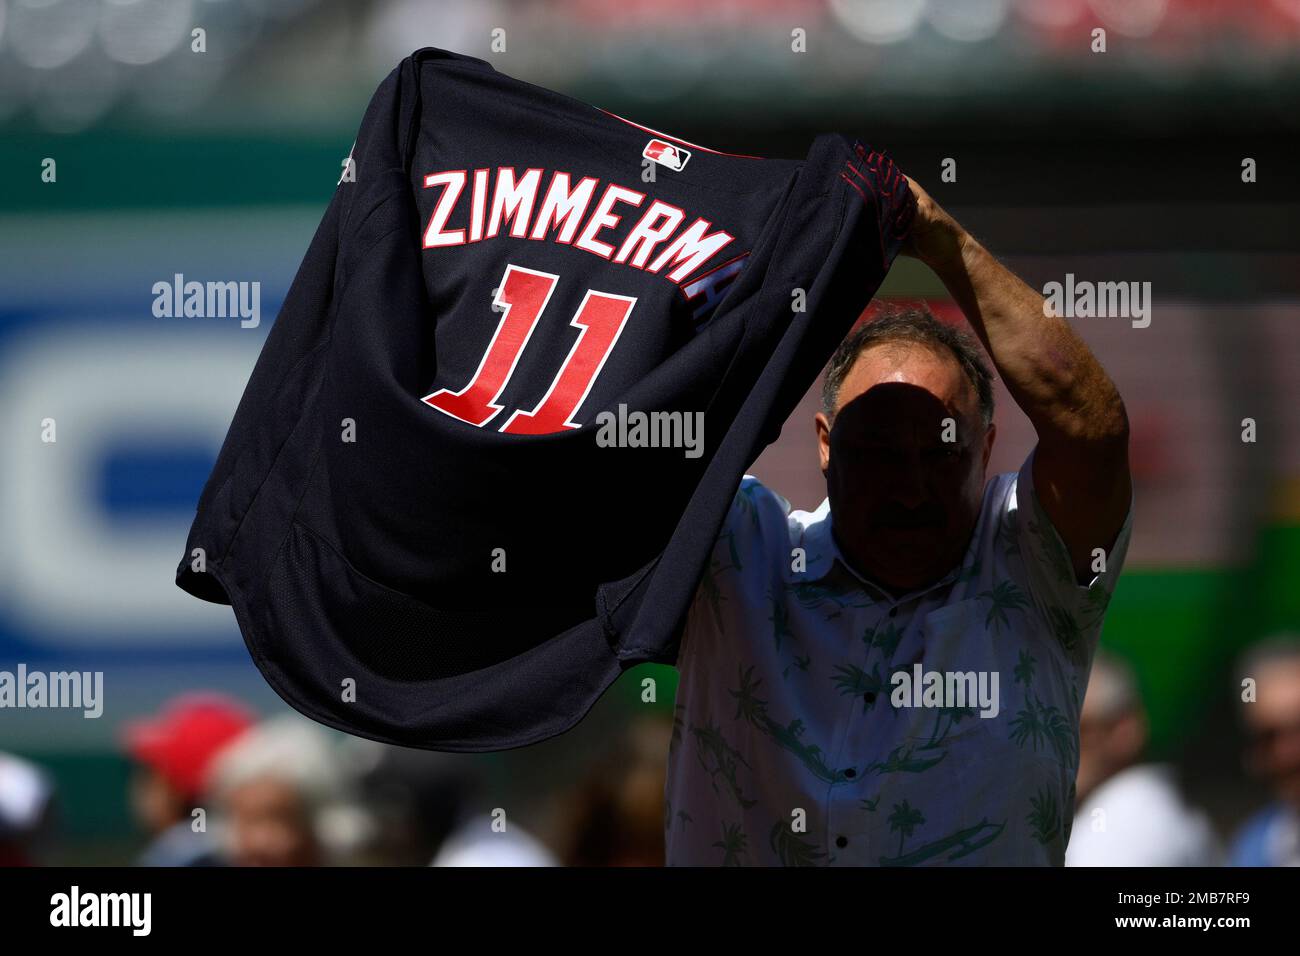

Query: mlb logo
(643, 139), (690, 171)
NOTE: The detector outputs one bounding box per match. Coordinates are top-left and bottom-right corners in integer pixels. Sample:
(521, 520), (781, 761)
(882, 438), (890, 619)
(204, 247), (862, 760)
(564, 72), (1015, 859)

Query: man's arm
(902, 177), (1131, 584)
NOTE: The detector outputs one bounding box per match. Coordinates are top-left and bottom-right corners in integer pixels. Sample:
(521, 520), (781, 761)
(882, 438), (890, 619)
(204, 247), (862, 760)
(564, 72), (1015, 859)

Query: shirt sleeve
(677, 476), (789, 660)
(1012, 446), (1135, 662)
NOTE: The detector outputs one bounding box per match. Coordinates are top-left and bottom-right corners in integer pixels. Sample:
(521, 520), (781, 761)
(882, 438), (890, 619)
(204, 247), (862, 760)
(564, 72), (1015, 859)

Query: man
(1065, 651), (1219, 866)
(122, 693), (253, 867)
(347, 738), (555, 867)
(665, 178), (1134, 866)
(557, 717), (672, 867)
(1229, 636), (1300, 866)
(207, 716), (362, 867)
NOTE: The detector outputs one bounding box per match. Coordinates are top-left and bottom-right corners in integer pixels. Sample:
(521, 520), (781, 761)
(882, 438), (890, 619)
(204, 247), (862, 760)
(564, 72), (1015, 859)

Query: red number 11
(421, 264), (636, 434)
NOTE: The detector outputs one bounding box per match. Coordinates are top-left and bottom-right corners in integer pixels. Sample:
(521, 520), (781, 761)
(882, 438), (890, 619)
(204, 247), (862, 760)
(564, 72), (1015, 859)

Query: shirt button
(836, 836), (848, 849)
(844, 768), (857, 779)
(864, 692), (876, 704)
(889, 606), (898, 618)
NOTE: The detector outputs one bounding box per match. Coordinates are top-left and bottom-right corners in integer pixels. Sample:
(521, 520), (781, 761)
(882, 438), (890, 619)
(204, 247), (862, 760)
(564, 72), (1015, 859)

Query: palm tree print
(769, 820), (827, 867)
(696, 555), (730, 631)
(879, 819), (1006, 866)
(832, 662), (886, 713)
(1063, 779), (1078, 844)
(1009, 649), (1076, 764)
(1077, 584), (1112, 631)
(1047, 604), (1083, 655)
(730, 665), (851, 785)
(921, 705), (977, 750)
(713, 822), (748, 866)
(996, 510), (1018, 558)
(886, 800), (926, 856)
(783, 653), (811, 679)
(789, 580), (872, 619)
(865, 743), (947, 775)
(766, 589), (795, 654)
(979, 580), (1030, 634)
(670, 702), (685, 755)
(718, 527), (744, 574)
(729, 665), (768, 725)
(864, 619), (904, 659)
(690, 720), (758, 809)
(1027, 516), (1077, 587)
(1027, 787), (1062, 846)
(733, 482), (764, 535)
(761, 591), (809, 680)
(1013, 649), (1036, 688)
(1009, 695), (1076, 766)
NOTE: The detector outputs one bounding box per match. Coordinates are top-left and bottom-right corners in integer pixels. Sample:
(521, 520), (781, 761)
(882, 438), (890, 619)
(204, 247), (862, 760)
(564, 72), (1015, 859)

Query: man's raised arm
(902, 177), (1131, 584)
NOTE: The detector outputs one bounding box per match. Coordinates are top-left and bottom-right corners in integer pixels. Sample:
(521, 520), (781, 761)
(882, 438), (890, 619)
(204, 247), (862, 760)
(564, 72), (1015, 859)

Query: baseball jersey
(176, 47), (915, 751)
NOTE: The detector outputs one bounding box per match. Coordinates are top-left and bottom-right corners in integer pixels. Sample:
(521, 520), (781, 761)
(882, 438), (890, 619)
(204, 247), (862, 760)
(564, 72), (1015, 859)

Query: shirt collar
(786, 498), (838, 584)
(785, 489), (991, 604)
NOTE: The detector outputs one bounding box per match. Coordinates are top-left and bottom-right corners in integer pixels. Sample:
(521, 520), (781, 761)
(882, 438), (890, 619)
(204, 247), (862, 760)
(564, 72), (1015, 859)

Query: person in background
(0, 752), (56, 866)
(207, 715), (369, 867)
(556, 717), (670, 867)
(1065, 651), (1219, 866)
(429, 811), (558, 867)
(1230, 635), (1300, 866)
(122, 693), (253, 867)
(348, 742), (487, 866)
(335, 735), (555, 867)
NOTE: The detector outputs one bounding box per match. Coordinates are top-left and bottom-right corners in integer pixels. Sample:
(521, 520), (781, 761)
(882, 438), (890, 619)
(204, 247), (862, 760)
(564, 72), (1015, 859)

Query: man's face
(129, 766), (187, 835)
(1242, 660), (1300, 807)
(224, 777), (320, 867)
(816, 343), (994, 593)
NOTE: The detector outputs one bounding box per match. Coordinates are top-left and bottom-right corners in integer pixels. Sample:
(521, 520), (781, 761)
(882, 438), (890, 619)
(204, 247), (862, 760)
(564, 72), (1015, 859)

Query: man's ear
(815, 411), (832, 475)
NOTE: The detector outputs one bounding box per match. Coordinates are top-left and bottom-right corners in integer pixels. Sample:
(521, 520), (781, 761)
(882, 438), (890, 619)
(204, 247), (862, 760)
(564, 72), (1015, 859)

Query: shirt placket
(823, 596), (902, 864)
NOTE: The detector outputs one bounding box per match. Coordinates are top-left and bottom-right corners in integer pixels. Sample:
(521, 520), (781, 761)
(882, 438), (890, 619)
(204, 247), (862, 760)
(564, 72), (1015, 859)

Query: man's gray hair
(209, 716), (369, 860)
(821, 303), (995, 427)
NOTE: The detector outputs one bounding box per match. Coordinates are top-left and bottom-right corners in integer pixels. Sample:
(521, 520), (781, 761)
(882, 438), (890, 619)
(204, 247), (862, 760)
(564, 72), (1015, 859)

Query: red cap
(123, 694), (254, 801)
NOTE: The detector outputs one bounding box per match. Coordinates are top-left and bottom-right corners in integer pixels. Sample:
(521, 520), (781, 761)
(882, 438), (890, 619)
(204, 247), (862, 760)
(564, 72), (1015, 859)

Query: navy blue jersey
(176, 48), (915, 751)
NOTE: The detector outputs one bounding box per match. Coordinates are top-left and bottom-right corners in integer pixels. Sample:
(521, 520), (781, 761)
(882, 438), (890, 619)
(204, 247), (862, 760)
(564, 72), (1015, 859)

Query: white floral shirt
(665, 449), (1134, 866)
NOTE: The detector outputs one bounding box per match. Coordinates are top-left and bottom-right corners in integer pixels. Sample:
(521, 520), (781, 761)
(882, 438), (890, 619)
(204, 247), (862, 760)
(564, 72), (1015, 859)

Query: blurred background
(1, 0), (1298, 865)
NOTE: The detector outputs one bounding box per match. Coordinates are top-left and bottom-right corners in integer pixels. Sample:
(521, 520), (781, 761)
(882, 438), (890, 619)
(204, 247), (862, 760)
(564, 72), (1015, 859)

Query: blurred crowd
(0, 691), (668, 868)
(1062, 634), (1300, 867)
(2, 632), (1298, 867)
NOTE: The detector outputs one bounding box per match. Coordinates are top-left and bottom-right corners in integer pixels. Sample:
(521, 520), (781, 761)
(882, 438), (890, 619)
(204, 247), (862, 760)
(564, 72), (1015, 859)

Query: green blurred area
(1, 132), (347, 212)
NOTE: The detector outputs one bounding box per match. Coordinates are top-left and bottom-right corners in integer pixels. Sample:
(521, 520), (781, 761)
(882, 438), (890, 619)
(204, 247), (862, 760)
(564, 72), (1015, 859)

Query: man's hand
(903, 176), (1132, 585)
(899, 176), (964, 270)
